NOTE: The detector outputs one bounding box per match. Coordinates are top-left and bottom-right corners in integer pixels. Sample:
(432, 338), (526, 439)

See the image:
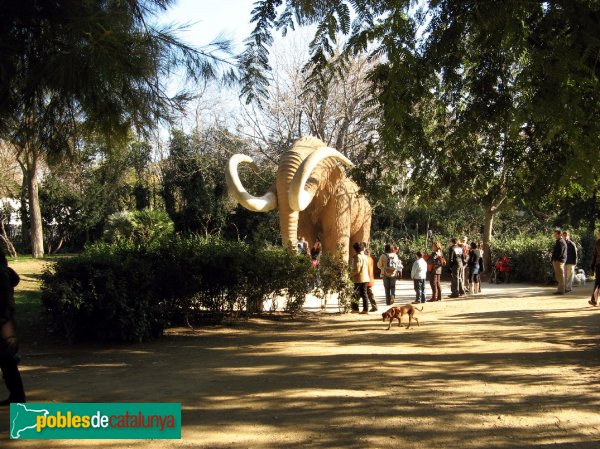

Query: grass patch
(8, 256), (61, 345)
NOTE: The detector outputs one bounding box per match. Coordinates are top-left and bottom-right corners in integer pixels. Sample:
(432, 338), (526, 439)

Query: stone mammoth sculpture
(225, 136), (372, 261)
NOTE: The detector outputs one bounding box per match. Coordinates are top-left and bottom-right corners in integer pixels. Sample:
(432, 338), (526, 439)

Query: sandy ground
(1, 278), (599, 448)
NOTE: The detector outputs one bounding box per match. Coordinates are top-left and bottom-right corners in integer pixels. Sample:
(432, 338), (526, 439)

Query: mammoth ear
(288, 147), (353, 211)
(225, 154), (277, 212)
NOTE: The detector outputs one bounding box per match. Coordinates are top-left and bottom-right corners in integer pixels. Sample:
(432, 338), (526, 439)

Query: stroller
(490, 256), (510, 284)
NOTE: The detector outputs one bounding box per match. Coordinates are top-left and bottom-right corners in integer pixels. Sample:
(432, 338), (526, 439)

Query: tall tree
(240, 1), (600, 264)
(161, 128), (240, 236)
(0, 0), (235, 256)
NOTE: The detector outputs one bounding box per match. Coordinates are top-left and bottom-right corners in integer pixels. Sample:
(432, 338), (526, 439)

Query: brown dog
(382, 304), (422, 330)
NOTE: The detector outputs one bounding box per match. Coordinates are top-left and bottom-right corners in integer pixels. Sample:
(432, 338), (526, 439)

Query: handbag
(6, 267), (20, 287)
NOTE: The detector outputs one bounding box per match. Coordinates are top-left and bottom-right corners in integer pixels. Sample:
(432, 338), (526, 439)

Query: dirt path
(1, 280), (599, 448)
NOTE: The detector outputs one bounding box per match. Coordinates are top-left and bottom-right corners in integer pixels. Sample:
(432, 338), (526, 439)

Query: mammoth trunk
(280, 210), (300, 251)
(277, 149), (305, 250)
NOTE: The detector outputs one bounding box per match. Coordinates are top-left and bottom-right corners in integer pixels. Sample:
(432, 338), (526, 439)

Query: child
(411, 251), (428, 304)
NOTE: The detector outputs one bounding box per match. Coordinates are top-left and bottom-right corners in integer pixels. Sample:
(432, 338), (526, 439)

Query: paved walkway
(298, 278), (589, 313)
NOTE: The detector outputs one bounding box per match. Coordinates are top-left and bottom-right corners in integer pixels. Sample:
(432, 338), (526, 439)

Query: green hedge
(491, 231), (593, 283)
(41, 238), (351, 343)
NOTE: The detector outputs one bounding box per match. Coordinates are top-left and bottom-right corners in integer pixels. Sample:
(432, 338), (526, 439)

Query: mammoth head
(225, 137), (353, 213)
(226, 137), (354, 249)
(288, 145), (353, 211)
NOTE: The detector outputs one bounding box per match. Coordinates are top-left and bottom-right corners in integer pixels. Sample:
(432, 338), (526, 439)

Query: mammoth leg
(298, 211), (318, 249)
(320, 199), (351, 261)
(350, 199), (372, 247)
(350, 220), (371, 248)
(321, 229), (350, 262)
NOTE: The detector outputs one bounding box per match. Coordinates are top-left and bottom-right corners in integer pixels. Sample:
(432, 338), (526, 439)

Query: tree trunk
(482, 207), (494, 273)
(26, 151), (44, 258)
(0, 219), (17, 258)
(18, 163), (30, 250)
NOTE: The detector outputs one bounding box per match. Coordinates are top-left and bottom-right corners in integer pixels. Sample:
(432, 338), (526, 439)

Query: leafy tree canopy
(240, 0), (600, 192)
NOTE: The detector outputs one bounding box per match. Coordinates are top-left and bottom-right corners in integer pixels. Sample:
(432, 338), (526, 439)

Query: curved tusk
(225, 154), (277, 212)
(288, 147), (354, 211)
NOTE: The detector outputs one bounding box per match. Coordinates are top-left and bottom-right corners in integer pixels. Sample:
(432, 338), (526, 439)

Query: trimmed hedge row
(41, 238), (352, 343)
(490, 231), (593, 283)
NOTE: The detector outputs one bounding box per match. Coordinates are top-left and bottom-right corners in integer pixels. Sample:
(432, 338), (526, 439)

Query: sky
(159, 0), (256, 53)
(150, 1), (259, 135)
(154, 1), (315, 137)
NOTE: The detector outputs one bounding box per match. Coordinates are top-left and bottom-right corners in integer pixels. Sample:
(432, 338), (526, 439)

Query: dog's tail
(415, 306), (423, 312)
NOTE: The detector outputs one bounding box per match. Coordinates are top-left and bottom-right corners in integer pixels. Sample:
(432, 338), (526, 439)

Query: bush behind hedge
(41, 238), (348, 343)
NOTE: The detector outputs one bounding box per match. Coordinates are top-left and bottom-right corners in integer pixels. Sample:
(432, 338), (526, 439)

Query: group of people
(552, 228), (600, 307)
(347, 227), (600, 313)
(446, 238), (485, 299)
(348, 237), (486, 313)
(550, 230), (579, 295)
(296, 236), (322, 268)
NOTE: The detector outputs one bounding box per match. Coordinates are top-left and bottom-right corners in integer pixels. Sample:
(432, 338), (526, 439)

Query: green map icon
(10, 403), (50, 439)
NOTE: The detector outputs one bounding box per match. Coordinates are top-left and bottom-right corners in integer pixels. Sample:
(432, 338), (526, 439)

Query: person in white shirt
(411, 251), (428, 304)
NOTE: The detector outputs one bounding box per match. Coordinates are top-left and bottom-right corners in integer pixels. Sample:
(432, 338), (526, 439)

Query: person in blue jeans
(411, 251), (428, 304)
(377, 244), (402, 305)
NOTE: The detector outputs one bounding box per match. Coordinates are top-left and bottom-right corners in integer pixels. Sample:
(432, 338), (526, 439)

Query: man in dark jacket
(563, 231), (577, 292)
(0, 248), (26, 405)
(551, 230), (567, 295)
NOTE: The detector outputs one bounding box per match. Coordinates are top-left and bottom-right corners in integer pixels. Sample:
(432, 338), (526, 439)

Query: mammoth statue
(225, 136), (372, 261)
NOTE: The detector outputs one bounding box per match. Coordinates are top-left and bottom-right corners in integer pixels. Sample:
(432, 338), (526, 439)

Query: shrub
(103, 209), (174, 245)
(41, 238), (350, 342)
(313, 251), (354, 312)
(489, 234), (554, 283)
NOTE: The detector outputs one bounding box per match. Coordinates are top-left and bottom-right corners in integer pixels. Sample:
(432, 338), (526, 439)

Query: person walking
(411, 251), (428, 304)
(448, 238), (466, 298)
(351, 242), (370, 314)
(363, 244), (378, 312)
(589, 229), (600, 306)
(551, 229), (567, 295)
(0, 248), (26, 405)
(476, 243), (484, 293)
(467, 241), (481, 294)
(377, 244), (402, 305)
(563, 231), (577, 293)
(461, 237), (470, 293)
(428, 241), (444, 301)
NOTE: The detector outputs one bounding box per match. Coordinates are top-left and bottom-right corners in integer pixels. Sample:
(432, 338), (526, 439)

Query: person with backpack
(377, 243), (402, 305)
(428, 241), (445, 301)
(0, 248), (26, 405)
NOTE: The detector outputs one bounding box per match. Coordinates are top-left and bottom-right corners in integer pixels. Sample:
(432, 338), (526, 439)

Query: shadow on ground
(1, 286), (599, 448)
